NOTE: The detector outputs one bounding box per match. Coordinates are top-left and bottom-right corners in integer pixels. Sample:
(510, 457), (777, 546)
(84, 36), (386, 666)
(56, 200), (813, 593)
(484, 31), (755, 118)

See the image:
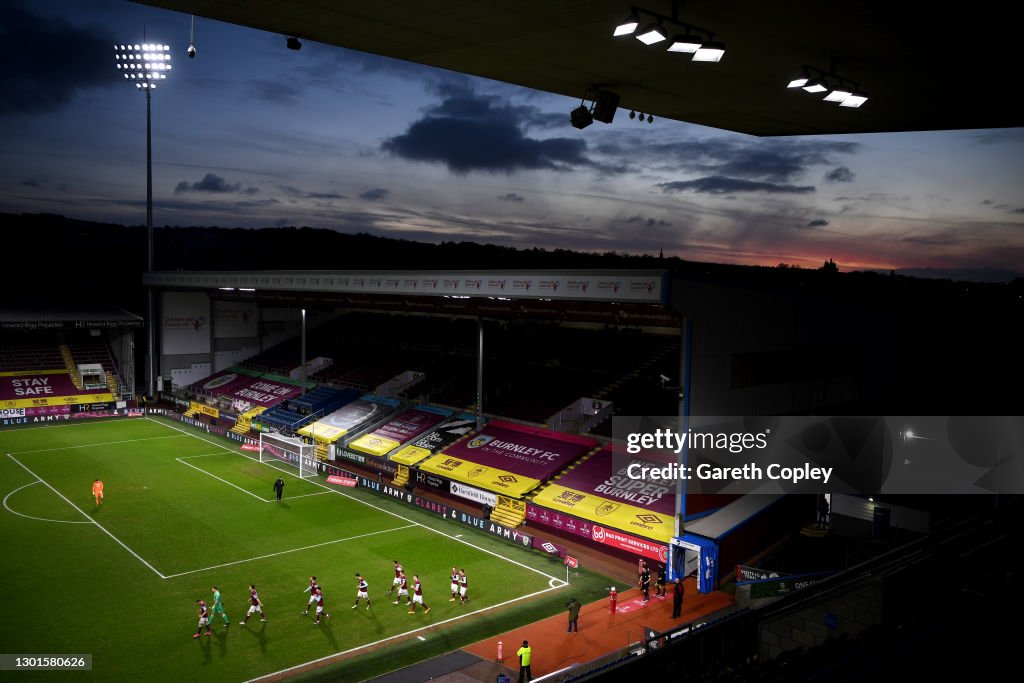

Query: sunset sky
(2, 0), (1022, 276)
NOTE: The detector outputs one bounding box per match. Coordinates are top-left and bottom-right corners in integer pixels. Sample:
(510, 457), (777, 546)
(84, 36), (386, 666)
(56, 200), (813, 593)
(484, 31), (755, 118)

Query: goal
(258, 432), (318, 479)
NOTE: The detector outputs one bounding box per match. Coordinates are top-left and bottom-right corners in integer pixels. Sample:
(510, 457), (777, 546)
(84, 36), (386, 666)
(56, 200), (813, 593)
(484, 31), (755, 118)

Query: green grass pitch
(0, 416), (612, 682)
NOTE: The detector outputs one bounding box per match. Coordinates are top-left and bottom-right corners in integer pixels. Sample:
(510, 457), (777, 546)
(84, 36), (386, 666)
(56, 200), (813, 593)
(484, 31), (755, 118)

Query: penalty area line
(175, 457), (270, 502)
(162, 524), (417, 579)
(5, 453), (167, 579)
(243, 582), (565, 683)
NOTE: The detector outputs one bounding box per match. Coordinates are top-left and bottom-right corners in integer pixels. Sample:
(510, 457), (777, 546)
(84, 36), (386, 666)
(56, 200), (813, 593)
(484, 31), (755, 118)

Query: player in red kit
(353, 573), (371, 609)
(303, 575), (320, 615)
(458, 569), (469, 604)
(240, 584), (267, 625)
(449, 566), (459, 602)
(408, 575), (430, 614)
(194, 599), (212, 638)
(392, 571), (410, 606)
(387, 560), (404, 596)
(313, 587), (329, 624)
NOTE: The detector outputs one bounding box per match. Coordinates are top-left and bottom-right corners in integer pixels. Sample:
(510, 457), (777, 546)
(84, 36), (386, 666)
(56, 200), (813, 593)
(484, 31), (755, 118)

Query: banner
(189, 401), (220, 419)
(439, 420), (596, 481)
(213, 300), (258, 338)
(390, 445), (433, 466)
(192, 371), (252, 396)
(349, 407), (447, 456)
(450, 481), (498, 507)
(326, 475), (358, 487)
(299, 399), (386, 442)
(526, 503), (669, 562)
(229, 378), (303, 407)
(418, 454), (541, 497)
(389, 413), (475, 465)
(161, 291), (210, 355)
(531, 483), (673, 543)
(554, 447), (675, 515)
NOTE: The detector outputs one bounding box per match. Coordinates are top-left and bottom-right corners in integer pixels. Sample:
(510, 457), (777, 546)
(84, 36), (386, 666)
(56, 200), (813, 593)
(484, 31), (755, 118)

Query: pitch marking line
(175, 457), (271, 502)
(244, 583), (564, 683)
(3, 481), (91, 525)
(9, 434), (187, 454)
(6, 453), (168, 579)
(163, 524), (418, 579)
(174, 455), (332, 502)
(147, 417), (567, 585)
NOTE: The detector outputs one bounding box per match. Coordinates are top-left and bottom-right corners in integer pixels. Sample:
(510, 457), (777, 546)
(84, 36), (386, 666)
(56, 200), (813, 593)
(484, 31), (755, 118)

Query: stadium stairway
(231, 406), (266, 435)
(58, 341), (82, 390)
(313, 439), (330, 462)
(392, 467), (410, 488)
(105, 371), (120, 397)
(489, 497), (526, 527)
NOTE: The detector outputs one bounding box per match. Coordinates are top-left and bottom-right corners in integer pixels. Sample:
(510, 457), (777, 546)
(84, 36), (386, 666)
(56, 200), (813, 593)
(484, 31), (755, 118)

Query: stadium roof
(0, 304), (143, 331)
(132, 0), (1022, 136)
(144, 269), (683, 328)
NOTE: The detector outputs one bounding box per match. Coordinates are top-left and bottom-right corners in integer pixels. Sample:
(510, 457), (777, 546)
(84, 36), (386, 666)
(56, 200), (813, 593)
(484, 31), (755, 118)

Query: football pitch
(0, 417), (610, 682)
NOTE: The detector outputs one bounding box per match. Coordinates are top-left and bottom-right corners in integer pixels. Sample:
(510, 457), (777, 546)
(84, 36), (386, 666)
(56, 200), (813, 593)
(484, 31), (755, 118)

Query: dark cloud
(981, 199), (993, 205)
(805, 219), (830, 228)
(499, 193), (525, 202)
(381, 86), (590, 174)
(246, 79), (302, 105)
(624, 215), (672, 228)
(1013, 208), (1024, 214)
(825, 166), (855, 183)
(20, 178), (42, 188)
(968, 129), (1024, 146)
(0, 4), (112, 117)
(599, 135), (859, 183)
(359, 188), (389, 201)
(280, 185), (346, 200)
(658, 176), (815, 195)
(175, 173), (259, 195)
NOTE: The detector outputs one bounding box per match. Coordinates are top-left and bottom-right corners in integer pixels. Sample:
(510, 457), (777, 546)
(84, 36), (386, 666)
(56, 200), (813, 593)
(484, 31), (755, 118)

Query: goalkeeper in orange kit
(92, 479), (104, 506)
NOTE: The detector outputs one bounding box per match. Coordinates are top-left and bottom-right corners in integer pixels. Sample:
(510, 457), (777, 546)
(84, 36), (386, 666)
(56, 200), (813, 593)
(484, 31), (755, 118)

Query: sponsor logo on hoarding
(541, 542), (557, 554)
(592, 526), (606, 542)
(326, 475), (357, 487)
(636, 514), (662, 524)
(595, 502), (620, 517)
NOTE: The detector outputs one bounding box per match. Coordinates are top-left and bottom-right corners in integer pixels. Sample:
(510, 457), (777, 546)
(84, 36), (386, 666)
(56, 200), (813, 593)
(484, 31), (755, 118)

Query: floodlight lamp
(787, 77), (809, 88)
(667, 33), (702, 53)
(802, 79), (828, 94)
(629, 110), (636, 119)
(636, 22), (667, 45)
(839, 92), (868, 107)
(823, 87), (853, 103)
(286, 35), (302, 50)
(570, 104), (594, 129)
(692, 41), (725, 62)
(614, 12), (640, 36)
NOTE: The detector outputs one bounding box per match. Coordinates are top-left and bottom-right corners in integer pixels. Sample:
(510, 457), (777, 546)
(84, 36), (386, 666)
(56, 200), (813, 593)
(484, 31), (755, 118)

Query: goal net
(259, 432), (318, 479)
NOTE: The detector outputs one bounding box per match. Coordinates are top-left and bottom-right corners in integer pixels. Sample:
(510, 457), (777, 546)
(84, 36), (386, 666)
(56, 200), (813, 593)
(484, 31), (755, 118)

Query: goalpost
(259, 432), (318, 479)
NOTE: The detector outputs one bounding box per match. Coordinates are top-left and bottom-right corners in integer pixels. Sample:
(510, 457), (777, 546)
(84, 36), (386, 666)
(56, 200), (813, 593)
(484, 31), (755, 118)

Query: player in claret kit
(194, 599), (212, 639)
(408, 575), (430, 614)
(353, 573), (371, 609)
(392, 571), (410, 606)
(240, 584), (267, 625)
(458, 569), (469, 604)
(449, 566), (459, 602)
(312, 587), (329, 624)
(302, 575), (320, 615)
(387, 560), (404, 596)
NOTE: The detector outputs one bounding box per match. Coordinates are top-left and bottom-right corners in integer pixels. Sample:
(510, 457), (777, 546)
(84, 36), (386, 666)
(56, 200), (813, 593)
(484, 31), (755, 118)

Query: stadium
(2, 2), (1022, 683)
